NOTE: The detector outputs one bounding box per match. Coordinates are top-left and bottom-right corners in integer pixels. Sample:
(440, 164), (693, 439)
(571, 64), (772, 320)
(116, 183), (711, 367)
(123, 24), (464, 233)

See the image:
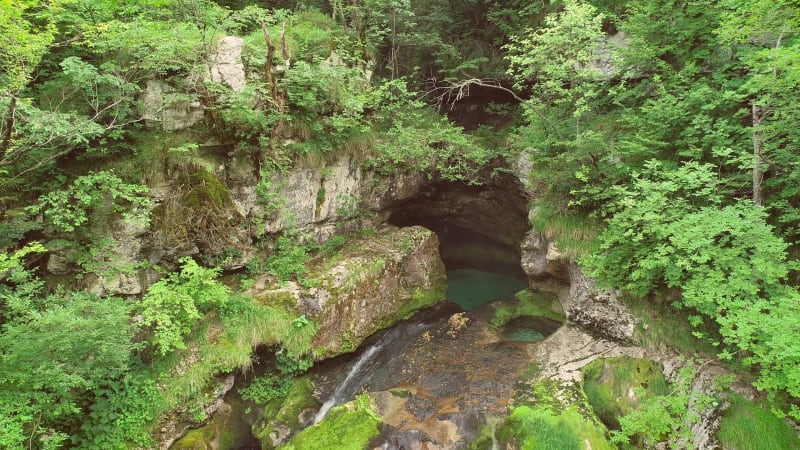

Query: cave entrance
(387, 174), (530, 310)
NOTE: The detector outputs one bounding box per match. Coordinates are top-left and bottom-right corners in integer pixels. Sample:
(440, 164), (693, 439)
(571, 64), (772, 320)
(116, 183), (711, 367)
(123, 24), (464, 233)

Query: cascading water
(313, 343), (382, 424)
(312, 314), (443, 424)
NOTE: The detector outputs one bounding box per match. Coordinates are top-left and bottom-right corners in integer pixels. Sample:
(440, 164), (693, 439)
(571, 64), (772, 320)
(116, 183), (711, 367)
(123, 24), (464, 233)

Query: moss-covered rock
(250, 226), (447, 359)
(254, 376), (319, 449)
(278, 395), (381, 450)
(581, 357), (669, 431)
(482, 378), (614, 450)
(490, 288), (565, 331)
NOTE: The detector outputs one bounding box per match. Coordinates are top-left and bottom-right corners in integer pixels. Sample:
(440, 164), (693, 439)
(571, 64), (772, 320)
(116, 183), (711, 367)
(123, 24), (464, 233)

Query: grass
(624, 295), (719, 358)
(718, 393), (800, 450)
(153, 296), (318, 414)
(528, 198), (600, 260)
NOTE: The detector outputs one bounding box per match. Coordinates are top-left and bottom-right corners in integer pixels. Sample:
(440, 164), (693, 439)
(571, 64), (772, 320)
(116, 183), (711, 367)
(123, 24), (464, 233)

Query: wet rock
(418, 370), (467, 398)
(406, 396), (437, 421)
(375, 428), (444, 450)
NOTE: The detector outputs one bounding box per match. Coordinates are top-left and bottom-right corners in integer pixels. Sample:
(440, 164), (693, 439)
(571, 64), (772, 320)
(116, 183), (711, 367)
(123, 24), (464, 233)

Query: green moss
(501, 404), (613, 450)
(581, 357), (669, 431)
(492, 378), (613, 450)
(491, 289), (564, 330)
(375, 277), (447, 330)
(255, 290), (300, 313)
(718, 393), (800, 450)
(278, 395), (381, 450)
(171, 425), (217, 449)
(184, 168), (229, 208)
(256, 376), (318, 446)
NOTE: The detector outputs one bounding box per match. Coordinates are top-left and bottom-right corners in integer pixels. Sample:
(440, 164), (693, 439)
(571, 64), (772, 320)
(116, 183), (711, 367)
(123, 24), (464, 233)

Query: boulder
(564, 263), (637, 343)
(520, 229), (570, 281)
(251, 226), (446, 359)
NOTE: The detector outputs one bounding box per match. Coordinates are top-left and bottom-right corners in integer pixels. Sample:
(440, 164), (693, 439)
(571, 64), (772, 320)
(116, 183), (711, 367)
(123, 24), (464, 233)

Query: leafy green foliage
(240, 373), (293, 405)
(0, 291), (136, 448)
(610, 366), (714, 448)
(28, 171), (152, 234)
(78, 373), (160, 449)
(140, 257), (230, 355)
(585, 161), (800, 412)
(264, 236), (311, 285)
(506, 0), (606, 112)
(366, 80), (504, 182)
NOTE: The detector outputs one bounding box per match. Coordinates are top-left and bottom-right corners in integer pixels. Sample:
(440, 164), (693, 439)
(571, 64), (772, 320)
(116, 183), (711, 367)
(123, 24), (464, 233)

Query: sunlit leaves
(28, 171), (152, 234)
(140, 257), (229, 355)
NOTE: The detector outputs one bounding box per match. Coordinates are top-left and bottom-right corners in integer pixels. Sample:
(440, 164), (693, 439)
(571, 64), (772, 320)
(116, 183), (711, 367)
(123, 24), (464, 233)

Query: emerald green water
(446, 268), (529, 310)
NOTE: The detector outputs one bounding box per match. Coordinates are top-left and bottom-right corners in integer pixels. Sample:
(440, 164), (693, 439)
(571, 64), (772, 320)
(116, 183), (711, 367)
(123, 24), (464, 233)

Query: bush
(140, 257), (230, 355)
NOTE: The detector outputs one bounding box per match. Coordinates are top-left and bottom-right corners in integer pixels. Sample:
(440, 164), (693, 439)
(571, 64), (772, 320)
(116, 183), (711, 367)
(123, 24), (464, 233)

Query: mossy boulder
(278, 395), (381, 450)
(251, 226), (446, 359)
(471, 378), (614, 450)
(581, 357), (669, 431)
(254, 376), (319, 449)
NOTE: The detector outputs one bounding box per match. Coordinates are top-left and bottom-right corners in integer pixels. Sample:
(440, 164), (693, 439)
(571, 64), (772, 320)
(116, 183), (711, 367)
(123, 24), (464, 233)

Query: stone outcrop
(142, 79), (205, 131)
(519, 229), (570, 281)
(226, 152), (427, 246)
(565, 263), (637, 343)
(250, 226), (447, 359)
(142, 36), (246, 132)
(209, 36), (246, 92)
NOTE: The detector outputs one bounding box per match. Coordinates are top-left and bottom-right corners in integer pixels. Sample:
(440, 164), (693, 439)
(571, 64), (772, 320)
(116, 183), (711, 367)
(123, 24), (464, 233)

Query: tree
(0, 291), (135, 448)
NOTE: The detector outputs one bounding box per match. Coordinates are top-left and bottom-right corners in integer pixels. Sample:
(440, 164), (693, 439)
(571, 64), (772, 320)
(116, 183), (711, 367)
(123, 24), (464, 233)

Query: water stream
(313, 343), (382, 424)
(312, 308), (450, 424)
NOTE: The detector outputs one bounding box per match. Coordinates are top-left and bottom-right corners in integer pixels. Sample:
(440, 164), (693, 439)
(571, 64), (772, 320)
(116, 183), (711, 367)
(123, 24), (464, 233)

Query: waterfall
(312, 320), (432, 425)
(312, 341), (384, 424)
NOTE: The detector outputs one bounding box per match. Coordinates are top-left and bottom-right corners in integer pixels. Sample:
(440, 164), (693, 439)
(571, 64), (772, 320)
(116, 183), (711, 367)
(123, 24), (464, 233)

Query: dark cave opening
(387, 174), (531, 309)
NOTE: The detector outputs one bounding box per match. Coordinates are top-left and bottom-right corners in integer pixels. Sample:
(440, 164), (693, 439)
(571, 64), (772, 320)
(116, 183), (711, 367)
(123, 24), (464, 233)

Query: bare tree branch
(424, 77), (563, 138)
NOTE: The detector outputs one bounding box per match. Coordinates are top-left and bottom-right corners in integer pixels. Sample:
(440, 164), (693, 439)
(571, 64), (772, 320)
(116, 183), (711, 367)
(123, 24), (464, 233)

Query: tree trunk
(752, 103), (765, 206)
(0, 95), (17, 160)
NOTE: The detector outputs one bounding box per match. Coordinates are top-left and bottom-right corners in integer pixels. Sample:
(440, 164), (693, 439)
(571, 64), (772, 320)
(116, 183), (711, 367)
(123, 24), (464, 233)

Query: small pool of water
(502, 315), (562, 342)
(446, 268), (528, 310)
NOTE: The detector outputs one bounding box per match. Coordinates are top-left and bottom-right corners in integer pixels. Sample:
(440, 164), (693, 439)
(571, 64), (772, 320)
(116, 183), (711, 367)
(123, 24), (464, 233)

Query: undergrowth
(718, 393), (800, 450)
(528, 198), (600, 260)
